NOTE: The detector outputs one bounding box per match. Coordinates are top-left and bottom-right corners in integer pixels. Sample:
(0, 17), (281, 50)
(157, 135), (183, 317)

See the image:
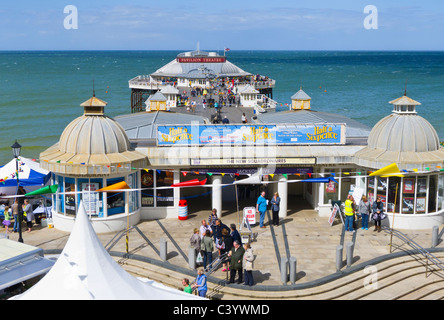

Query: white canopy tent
(11, 201), (204, 300)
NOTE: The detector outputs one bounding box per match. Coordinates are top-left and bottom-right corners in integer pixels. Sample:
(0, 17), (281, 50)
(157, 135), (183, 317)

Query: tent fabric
(0, 157), (50, 187)
(12, 201), (204, 300)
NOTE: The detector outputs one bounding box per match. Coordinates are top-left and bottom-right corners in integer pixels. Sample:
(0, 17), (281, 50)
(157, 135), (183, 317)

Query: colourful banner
(157, 124), (345, 146)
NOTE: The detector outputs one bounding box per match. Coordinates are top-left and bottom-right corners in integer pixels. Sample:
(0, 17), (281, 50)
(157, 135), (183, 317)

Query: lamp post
(11, 140), (23, 243)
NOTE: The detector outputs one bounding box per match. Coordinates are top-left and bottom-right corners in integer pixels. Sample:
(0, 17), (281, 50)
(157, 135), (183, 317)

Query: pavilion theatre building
(114, 88), (444, 231)
(39, 51), (444, 232)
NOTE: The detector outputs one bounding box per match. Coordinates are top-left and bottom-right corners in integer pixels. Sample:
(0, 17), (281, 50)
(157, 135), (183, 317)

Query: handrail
(383, 226), (444, 274)
(190, 252), (229, 293)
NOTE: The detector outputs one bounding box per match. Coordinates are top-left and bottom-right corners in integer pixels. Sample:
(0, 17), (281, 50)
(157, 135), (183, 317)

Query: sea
(1, 50), (444, 165)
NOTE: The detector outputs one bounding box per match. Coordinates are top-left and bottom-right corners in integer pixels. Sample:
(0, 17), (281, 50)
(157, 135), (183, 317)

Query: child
(2, 206), (11, 233)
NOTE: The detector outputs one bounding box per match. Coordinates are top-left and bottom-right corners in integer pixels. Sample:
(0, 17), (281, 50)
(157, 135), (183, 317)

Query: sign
(176, 57), (226, 63)
(82, 183), (100, 215)
(328, 203), (342, 226)
(157, 124), (345, 146)
(352, 187), (364, 205)
(243, 207), (256, 225)
(191, 158), (316, 166)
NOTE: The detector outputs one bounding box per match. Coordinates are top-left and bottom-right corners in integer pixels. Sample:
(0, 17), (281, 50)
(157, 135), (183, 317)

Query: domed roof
(40, 95), (147, 175)
(59, 115), (131, 154)
(354, 94), (444, 170)
(368, 113), (440, 153)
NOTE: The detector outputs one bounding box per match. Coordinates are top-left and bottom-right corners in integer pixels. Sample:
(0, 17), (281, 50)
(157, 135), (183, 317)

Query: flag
(369, 163), (403, 177)
(224, 47), (230, 52)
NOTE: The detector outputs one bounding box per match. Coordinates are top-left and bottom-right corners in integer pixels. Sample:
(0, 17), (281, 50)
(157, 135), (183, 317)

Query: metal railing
(383, 226), (444, 277)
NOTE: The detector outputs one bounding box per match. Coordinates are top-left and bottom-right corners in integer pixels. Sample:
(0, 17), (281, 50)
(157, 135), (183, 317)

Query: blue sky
(1, 0), (443, 50)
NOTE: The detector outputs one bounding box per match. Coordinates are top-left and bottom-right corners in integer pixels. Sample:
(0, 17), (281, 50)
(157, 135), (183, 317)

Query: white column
(212, 175), (222, 218)
(278, 174), (288, 218)
(173, 171), (180, 208)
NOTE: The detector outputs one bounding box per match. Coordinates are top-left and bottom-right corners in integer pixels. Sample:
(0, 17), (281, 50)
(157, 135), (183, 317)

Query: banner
(157, 124), (345, 146)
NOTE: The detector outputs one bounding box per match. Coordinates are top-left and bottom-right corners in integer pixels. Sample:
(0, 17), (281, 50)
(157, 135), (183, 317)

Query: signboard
(157, 124), (345, 146)
(352, 187), (364, 206)
(82, 183), (100, 215)
(328, 203), (342, 226)
(191, 157), (316, 166)
(177, 57), (226, 63)
(243, 207), (256, 226)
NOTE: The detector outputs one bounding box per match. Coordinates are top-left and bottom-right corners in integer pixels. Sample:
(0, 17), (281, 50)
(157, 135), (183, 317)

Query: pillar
(212, 175), (222, 218)
(173, 171), (180, 208)
(278, 174), (288, 218)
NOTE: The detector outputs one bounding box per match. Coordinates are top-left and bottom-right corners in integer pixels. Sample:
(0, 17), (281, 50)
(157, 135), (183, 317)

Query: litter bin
(178, 199), (188, 220)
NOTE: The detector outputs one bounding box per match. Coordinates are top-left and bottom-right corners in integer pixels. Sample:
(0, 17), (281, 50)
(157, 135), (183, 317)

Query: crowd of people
(344, 194), (387, 233)
(2, 198), (35, 234)
(184, 208), (256, 297)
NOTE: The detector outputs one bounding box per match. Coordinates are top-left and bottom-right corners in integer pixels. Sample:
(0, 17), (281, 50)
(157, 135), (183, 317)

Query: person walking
(344, 195), (355, 233)
(243, 243), (255, 286)
(213, 218), (230, 242)
(22, 199), (34, 233)
(190, 228), (201, 264)
(372, 196), (385, 232)
(219, 228), (233, 272)
(208, 208), (218, 238)
(256, 191), (267, 228)
(358, 195), (371, 230)
(230, 224), (241, 244)
(201, 230), (214, 269)
(199, 219), (212, 239)
(270, 192), (281, 226)
(228, 240), (245, 284)
(192, 269), (207, 298)
(12, 200), (20, 233)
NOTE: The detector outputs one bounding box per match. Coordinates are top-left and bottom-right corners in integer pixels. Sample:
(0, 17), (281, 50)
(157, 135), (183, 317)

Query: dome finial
(93, 79), (96, 97)
(404, 79), (407, 96)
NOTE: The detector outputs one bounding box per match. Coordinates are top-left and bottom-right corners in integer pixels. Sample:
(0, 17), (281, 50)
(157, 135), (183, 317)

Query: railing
(129, 76), (275, 90)
(383, 226), (444, 277)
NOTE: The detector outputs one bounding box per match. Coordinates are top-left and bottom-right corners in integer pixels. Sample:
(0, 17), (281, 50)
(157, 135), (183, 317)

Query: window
(106, 178), (125, 215)
(156, 170), (174, 207)
(402, 177), (415, 214)
(78, 178), (102, 216)
(416, 177), (427, 213)
(65, 177), (76, 215)
(141, 170), (154, 207)
(323, 169), (338, 204)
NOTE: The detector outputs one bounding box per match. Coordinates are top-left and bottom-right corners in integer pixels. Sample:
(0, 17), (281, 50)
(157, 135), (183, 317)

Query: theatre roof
(115, 111), (206, 141)
(150, 50), (251, 78)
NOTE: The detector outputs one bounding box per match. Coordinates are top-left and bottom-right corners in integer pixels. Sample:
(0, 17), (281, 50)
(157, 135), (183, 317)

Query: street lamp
(11, 140), (23, 243)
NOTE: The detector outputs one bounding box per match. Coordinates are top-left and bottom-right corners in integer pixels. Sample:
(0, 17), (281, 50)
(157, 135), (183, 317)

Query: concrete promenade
(5, 199), (444, 299)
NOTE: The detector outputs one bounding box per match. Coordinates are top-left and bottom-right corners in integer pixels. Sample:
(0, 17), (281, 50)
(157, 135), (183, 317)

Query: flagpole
(389, 183), (399, 253)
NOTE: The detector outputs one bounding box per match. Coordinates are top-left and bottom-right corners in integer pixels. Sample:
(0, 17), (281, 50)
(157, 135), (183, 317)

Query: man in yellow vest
(344, 195), (355, 233)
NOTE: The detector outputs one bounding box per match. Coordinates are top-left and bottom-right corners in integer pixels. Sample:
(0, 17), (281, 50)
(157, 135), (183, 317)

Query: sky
(1, 0), (444, 50)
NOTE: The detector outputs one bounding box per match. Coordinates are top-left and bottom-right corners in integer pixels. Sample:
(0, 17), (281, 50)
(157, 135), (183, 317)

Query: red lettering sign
(177, 57), (226, 63)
